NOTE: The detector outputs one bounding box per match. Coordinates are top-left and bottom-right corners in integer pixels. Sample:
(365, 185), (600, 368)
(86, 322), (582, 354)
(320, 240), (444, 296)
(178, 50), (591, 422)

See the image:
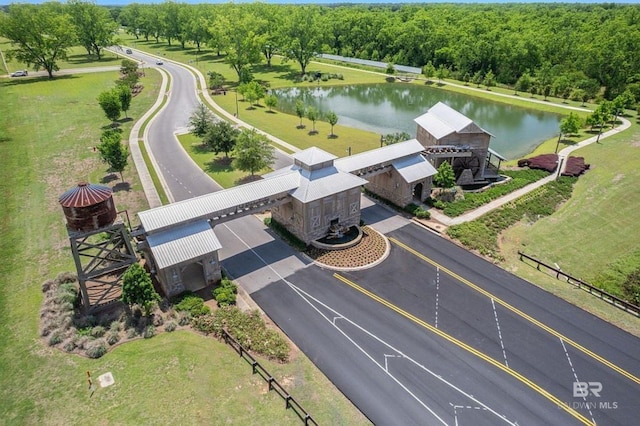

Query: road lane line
(389, 237), (640, 387)
(561, 338), (595, 423)
(492, 299), (509, 367)
(435, 268), (440, 328)
(333, 273), (593, 426)
(224, 223), (515, 424)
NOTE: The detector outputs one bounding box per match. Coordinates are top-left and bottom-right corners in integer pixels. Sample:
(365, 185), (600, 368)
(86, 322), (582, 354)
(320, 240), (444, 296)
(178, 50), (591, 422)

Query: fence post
(251, 361), (257, 374)
(285, 395), (292, 409)
(268, 376), (274, 391)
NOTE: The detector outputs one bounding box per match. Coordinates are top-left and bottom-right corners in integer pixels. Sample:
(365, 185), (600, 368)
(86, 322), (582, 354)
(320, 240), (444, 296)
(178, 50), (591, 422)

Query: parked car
(125, 49), (132, 54)
(11, 70), (28, 77)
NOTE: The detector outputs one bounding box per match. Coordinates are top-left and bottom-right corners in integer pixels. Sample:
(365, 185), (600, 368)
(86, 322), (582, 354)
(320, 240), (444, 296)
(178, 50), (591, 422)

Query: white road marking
(224, 224), (517, 426)
(435, 267), (440, 328)
(492, 298), (509, 367)
(560, 338), (596, 423)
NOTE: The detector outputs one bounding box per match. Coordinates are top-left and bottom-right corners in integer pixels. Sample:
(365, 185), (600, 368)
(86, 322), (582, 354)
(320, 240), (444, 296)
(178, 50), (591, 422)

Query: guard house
(335, 139), (437, 207)
(264, 148), (368, 244)
(144, 221), (222, 297)
(415, 102), (503, 185)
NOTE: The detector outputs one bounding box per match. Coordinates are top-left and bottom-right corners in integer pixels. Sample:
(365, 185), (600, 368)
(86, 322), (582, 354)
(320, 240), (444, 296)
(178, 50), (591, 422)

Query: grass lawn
(0, 68), (368, 424)
(1, 39), (122, 75)
(177, 133), (272, 188)
(499, 118), (640, 335)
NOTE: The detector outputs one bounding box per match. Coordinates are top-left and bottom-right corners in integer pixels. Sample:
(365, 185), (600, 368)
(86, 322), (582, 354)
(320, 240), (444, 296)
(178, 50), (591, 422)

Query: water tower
(59, 182), (137, 313)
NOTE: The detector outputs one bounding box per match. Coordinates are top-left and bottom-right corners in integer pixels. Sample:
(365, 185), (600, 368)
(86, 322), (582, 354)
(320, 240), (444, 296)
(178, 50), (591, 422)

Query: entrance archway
(413, 182), (424, 201)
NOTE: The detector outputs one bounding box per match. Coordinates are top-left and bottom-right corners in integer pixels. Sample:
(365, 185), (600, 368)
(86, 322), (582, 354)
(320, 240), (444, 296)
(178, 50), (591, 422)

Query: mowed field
(0, 67), (368, 424)
(500, 118), (640, 333)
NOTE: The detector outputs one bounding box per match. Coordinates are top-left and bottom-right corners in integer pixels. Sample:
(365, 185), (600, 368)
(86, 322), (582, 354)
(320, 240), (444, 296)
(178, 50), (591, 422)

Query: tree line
(2, 2), (639, 103)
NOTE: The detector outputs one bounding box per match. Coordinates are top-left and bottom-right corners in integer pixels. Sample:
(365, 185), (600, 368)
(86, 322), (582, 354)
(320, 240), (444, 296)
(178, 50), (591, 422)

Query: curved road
(132, 49), (640, 425)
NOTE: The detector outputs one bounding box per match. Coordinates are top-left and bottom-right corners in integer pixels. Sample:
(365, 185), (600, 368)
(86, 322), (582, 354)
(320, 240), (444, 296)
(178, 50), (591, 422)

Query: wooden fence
(518, 251), (640, 317)
(221, 329), (318, 425)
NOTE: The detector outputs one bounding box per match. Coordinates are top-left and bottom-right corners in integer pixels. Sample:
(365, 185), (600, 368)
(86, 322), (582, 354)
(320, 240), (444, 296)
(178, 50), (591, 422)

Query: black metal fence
(221, 329), (318, 425)
(518, 251), (640, 317)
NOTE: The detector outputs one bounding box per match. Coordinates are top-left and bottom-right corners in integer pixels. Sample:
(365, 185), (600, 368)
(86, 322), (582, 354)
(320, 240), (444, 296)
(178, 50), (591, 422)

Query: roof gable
(414, 102), (490, 139)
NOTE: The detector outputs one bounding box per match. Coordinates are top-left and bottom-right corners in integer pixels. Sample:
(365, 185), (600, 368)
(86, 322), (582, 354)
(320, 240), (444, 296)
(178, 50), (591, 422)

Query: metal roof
(289, 167), (367, 203)
(146, 220), (221, 270)
(392, 155), (437, 183)
(139, 172), (299, 234)
(59, 182), (112, 207)
(334, 139), (424, 173)
(414, 102), (490, 140)
(488, 147), (506, 161)
(294, 147), (337, 168)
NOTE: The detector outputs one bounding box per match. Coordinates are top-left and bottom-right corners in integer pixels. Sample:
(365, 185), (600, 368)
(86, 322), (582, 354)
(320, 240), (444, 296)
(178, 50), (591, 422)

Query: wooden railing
(221, 329), (318, 425)
(518, 251), (640, 317)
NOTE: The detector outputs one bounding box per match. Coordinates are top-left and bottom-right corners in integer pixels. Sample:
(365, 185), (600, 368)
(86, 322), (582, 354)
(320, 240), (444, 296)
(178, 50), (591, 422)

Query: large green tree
(188, 103), (215, 138)
(0, 3), (77, 78)
(204, 120), (239, 158)
(97, 89), (122, 123)
(97, 129), (129, 181)
(67, 0), (118, 60)
(219, 9), (262, 81)
(232, 129), (275, 176)
(280, 6), (323, 75)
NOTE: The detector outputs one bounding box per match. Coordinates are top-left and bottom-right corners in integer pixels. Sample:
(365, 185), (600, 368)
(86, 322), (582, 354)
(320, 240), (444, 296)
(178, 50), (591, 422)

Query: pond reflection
(272, 83), (562, 160)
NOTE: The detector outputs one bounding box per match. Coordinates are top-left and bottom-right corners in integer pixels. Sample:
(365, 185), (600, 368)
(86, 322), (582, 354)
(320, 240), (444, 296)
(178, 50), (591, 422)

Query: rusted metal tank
(59, 182), (117, 232)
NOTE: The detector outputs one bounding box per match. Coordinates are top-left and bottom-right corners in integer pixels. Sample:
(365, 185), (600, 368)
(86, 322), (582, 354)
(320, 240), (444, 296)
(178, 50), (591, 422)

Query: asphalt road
(140, 52), (640, 425)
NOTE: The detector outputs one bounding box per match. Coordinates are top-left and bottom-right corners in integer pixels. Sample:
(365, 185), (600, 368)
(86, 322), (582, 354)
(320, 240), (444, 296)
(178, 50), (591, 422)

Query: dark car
(11, 70), (28, 77)
(125, 49), (132, 54)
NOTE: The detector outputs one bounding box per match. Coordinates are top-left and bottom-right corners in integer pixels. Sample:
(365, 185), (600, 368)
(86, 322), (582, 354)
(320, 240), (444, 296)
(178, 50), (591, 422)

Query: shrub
(41, 279), (56, 293)
(48, 331), (63, 346)
(174, 294), (211, 317)
(177, 311), (192, 326)
(143, 325), (156, 339)
(63, 339), (76, 352)
(106, 331), (120, 346)
(213, 278), (238, 307)
(126, 328), (137, 339)
(86, 339), (107, 359)
(153, 314), (164, 327)
(206, 307), (290, 362)
(91, 326), (106, 338)
(405, 203), (430, 219)
(165, 321), (177, 332)
(191, 314), (216, 334)
(56, 271), (77, 284)
(58, 301), (74, 313)
(109, 321), (122, 332)
(74, 335), (91, 350)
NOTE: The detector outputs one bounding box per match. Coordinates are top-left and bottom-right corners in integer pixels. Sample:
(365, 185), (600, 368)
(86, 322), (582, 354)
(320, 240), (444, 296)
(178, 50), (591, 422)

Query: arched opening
(413, 182), (424, 201)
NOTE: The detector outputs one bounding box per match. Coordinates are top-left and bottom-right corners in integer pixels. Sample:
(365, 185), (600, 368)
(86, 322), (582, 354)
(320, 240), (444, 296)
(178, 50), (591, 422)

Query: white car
(156, 60), (163, 65)
(11, 70), (28, 77)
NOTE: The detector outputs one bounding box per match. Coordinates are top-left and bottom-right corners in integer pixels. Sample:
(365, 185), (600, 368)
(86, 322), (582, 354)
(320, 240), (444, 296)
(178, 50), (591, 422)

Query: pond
(271, 83), (563, 160)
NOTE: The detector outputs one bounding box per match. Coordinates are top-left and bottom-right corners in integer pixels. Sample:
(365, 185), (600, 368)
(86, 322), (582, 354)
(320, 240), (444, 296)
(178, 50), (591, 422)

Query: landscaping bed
(307, 226), (388, 270)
